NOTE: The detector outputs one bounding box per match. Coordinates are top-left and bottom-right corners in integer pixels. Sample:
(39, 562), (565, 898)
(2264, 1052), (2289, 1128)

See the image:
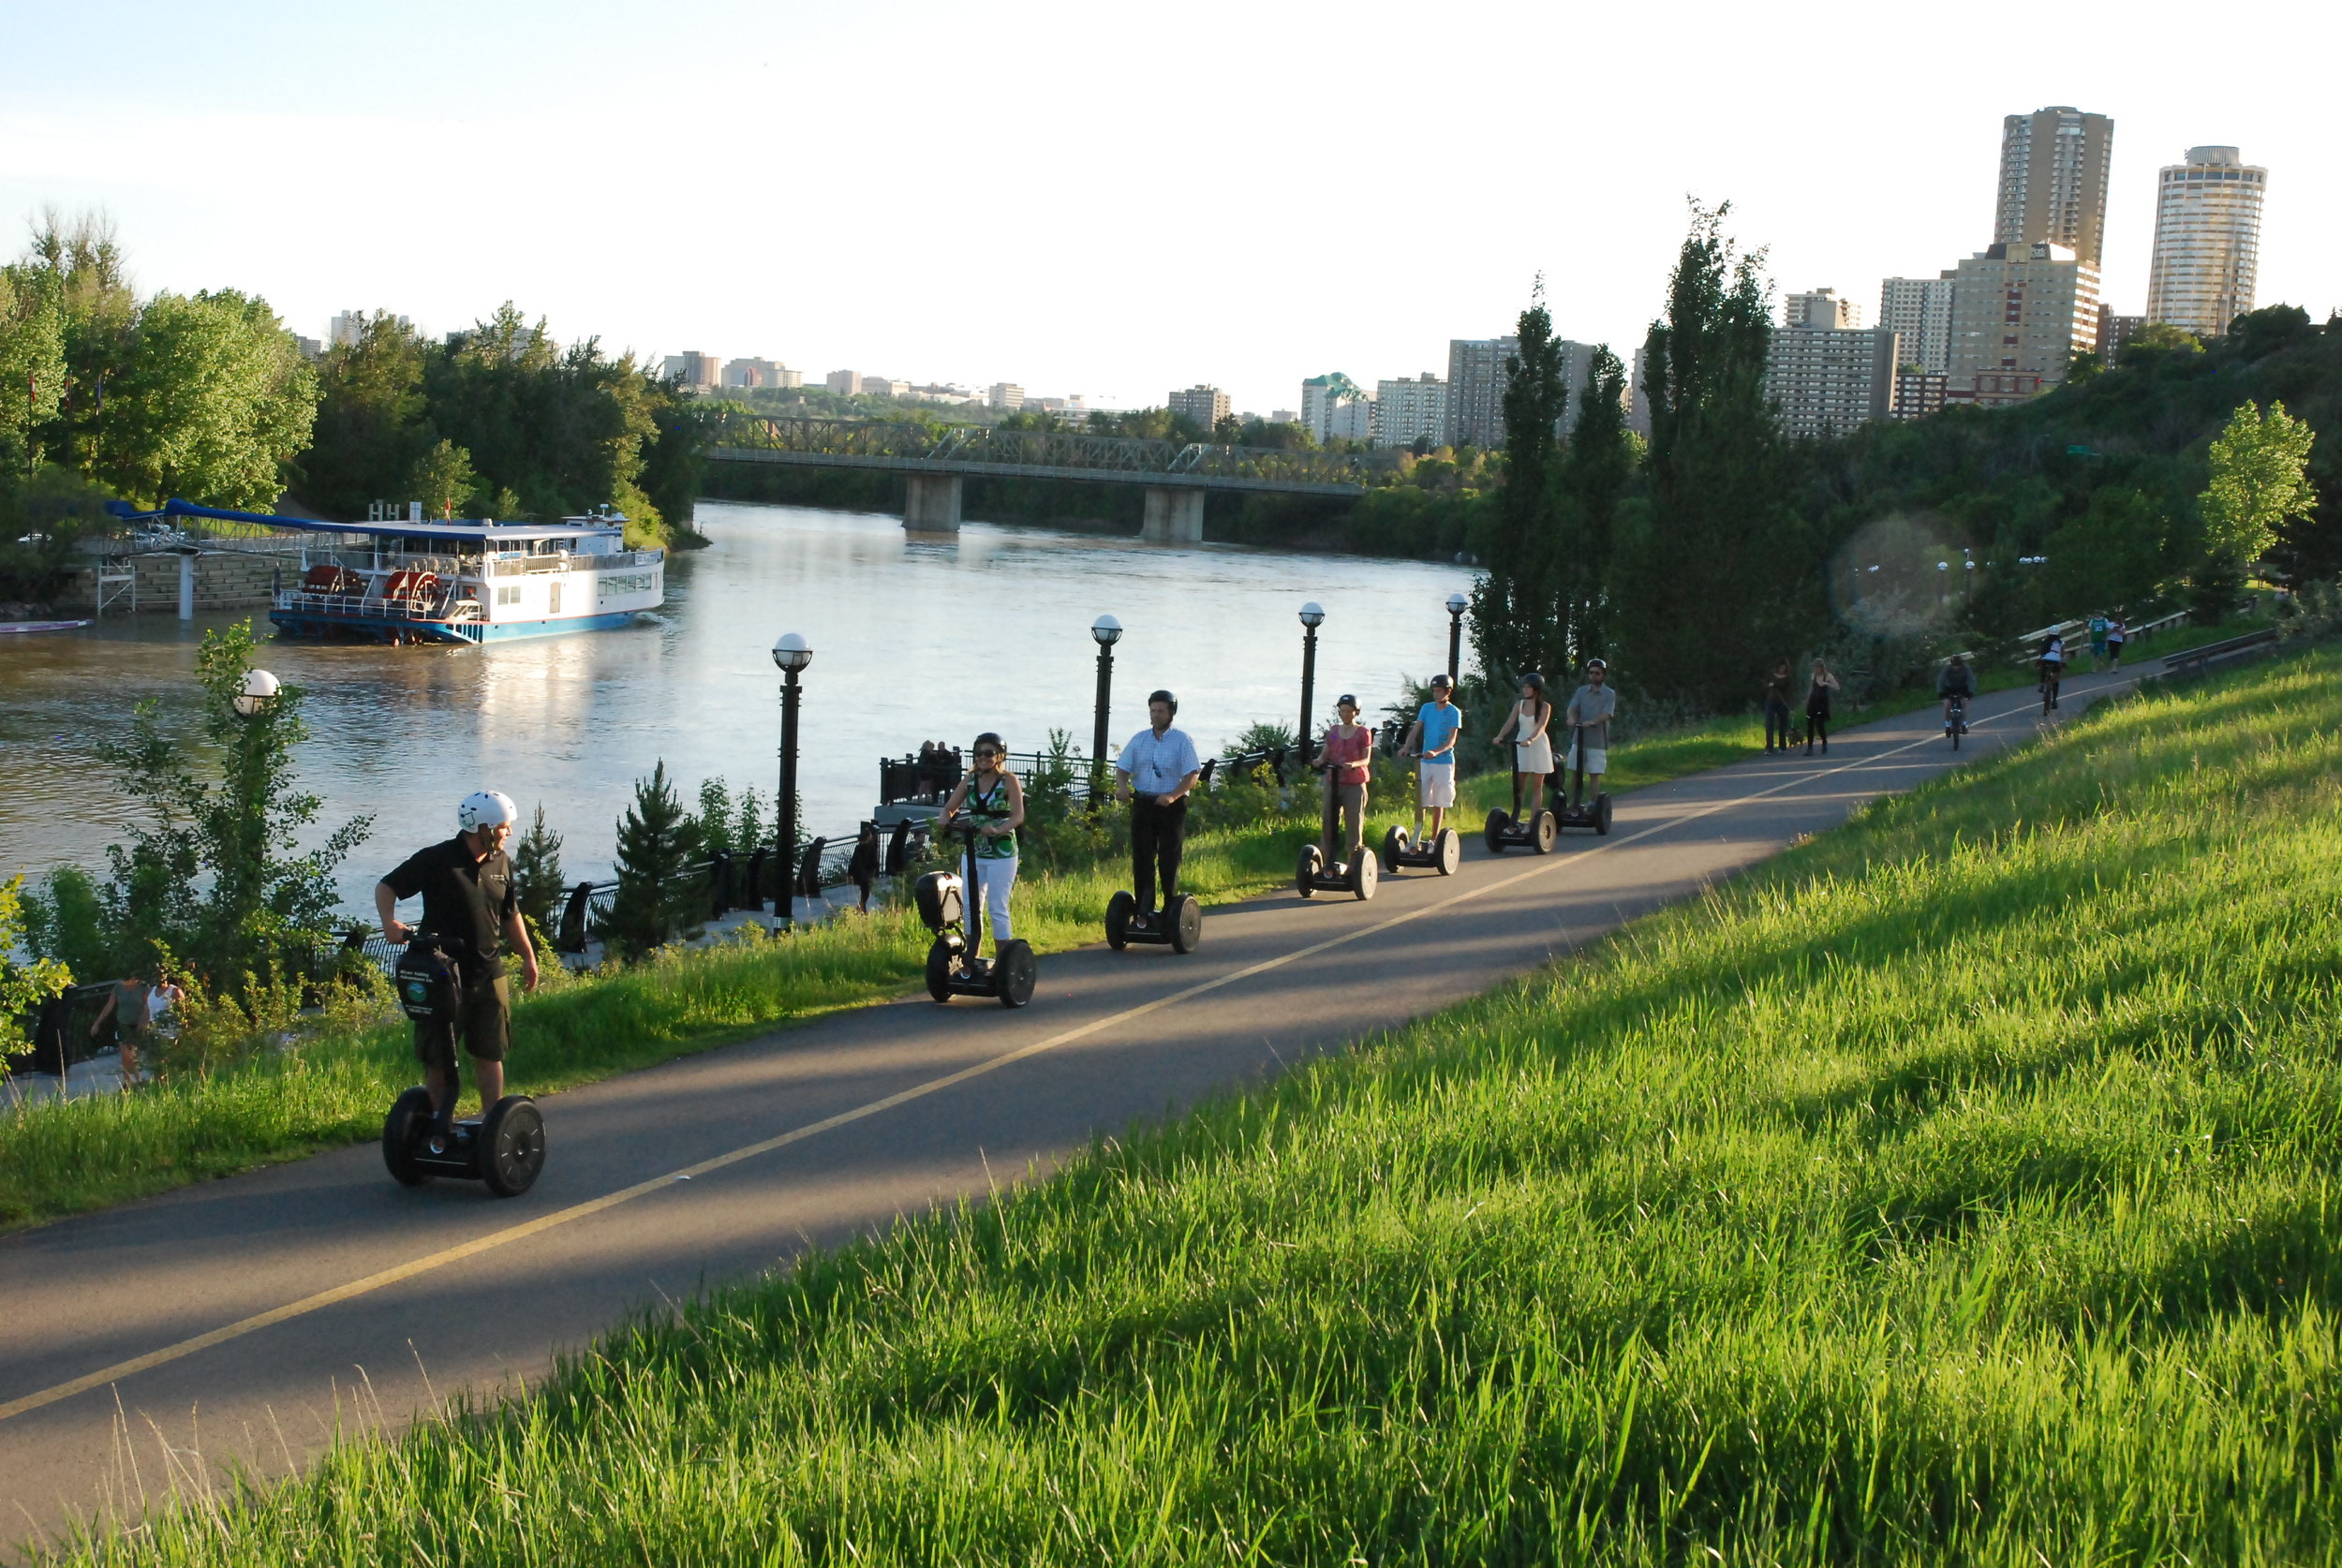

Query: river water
(2, 502), (1475, 906)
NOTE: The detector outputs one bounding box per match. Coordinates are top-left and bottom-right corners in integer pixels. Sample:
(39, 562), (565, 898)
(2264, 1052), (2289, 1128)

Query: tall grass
(51, 652), (2342, 1562)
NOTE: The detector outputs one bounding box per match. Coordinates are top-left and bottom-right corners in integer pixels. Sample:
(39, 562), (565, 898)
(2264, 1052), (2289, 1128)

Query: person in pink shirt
(1312, 693), (1374, 865)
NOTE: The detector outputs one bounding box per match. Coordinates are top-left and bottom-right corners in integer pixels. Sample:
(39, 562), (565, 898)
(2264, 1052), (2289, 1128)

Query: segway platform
(1555, 791), (1612, 835)
(1104, 891), (1202, 953)
(916, 823), (1038, 1007)
(383, 1087), (546, 1197)
(1296, 838), (1377, 900)
(1381, 823), (1461, 876)
(1483, 806), (1558, 854)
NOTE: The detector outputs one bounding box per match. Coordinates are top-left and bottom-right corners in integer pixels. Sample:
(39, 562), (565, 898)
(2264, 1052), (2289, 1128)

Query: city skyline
(3, 0), (2333, 418)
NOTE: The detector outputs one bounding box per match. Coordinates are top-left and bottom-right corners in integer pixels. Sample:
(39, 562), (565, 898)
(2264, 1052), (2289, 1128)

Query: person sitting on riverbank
(941, 736), (1025, 947)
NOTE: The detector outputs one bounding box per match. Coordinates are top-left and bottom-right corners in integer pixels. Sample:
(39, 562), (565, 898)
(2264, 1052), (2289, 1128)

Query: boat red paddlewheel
(302, 564), (362, 595)
(380, 569), (440, 610)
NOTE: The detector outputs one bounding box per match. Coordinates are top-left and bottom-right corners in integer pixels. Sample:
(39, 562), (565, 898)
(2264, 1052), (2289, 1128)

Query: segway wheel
(1532, 810), (1558, 854)
(1381, 825), (1406, 873)
(1169, 895), (1203, 954)
(1595, 794), (1613, 836)
(925, 937), (957, 1003)
(993, 939), (1038, 1008)
(1484, 809), (1510, 854)
(1296, 845), (1321, 898)
(382, 1086), (435, 1188)
(477, 1095), (546, 1198)
(1105, 890), (1134, 950)
(1352, 849), (1378, 901)
(1434, 828), (1460, 875)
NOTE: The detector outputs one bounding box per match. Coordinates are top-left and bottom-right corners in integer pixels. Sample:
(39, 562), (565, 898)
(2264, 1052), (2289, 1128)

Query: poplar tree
(1555, 343), (1632, 670)
(1470, 281), (1569, 683)
(2193, 400), (2317, 619)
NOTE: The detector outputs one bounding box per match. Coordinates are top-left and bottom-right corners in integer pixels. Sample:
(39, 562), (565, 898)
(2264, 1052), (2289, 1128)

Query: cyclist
(1937, 655), (1976, 732)
(2037, 633), (2068, 710)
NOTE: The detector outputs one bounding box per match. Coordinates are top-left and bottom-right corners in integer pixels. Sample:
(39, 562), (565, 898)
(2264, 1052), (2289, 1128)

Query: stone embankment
(56, 545), (304, 616)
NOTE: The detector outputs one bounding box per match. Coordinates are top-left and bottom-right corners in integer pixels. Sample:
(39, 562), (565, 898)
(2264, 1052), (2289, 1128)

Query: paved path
(0, 672), (2129, 1552)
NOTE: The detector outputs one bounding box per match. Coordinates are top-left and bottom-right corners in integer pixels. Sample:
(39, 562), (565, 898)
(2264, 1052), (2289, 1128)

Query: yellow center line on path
(0, 697), (2056, 1426)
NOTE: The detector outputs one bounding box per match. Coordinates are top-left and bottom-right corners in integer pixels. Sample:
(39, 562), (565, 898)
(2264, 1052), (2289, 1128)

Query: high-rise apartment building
(2145, 145), (2267, 340)
(825, 369), (864, 396)
(1878, 275), (1957, 374)
(1892, 370), (1948, 421)
(2097, 306), (2145, 366)
(664, 351), (721, 390)
(1994, 106), (2114, 267)
(1945, 241), (2100, 407)
(1372, 374), (1448, 449)
(1784, 288), (1862, 330)
(1766, 322), (1899, 439)
(1445, 337), (1517, 449)
(329, 310), (410, 348)
(1168, 384), (1231, 428)
(1301, 373), (1370, 444)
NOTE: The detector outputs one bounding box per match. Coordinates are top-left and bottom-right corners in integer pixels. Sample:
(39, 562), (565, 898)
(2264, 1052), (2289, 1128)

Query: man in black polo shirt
(375, 790), (541, 1119)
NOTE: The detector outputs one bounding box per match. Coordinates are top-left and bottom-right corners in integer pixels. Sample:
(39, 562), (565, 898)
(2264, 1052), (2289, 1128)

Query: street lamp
(230, 669), (280, 717)
(771, 632), (812, 933)
(1090, 614), (1121, 806)
(1297, 601), (1325, 759)
(1445, 592), (1468, 684)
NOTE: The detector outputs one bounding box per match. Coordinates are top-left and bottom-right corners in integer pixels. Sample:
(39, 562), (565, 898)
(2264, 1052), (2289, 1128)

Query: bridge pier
(904, 472), (963, 532)
(1141, 487), (1204, 544)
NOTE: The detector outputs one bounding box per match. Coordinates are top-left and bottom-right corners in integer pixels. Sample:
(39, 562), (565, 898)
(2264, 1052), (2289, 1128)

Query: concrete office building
(2145, 145), (2267, 340)
(988, 382), (1024, 409)
(1300, 373), (1370, 445)
(1944, 241), (2100, 407)
(665, 351), (722, 390)
(1879, 275), (1956, 374)
(2097, 307), (2145, 365)
(1765, 322), (1900, 439)
(1994, 106), (2114, 267)
(1373, 374), (1448, 448)
(825, 369), (864, 396)
(1784, 288), (1862, 330)
(1168, 384), (1231, 428)
(723, 357), (783, 389)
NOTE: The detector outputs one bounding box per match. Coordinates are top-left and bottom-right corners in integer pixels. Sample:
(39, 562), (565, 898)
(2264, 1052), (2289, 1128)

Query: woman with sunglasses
(940, 732), (1027, 948)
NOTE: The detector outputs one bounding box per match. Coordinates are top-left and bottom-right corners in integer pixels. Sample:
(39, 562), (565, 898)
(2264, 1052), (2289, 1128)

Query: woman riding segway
(1297, 694), (1378, 900)
(1485, 673), (1558, 853)
(923, 732), (1038, 1006)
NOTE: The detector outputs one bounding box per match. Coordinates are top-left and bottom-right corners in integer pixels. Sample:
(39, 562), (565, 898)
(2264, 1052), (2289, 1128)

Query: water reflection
(0, 503), (1474, 903)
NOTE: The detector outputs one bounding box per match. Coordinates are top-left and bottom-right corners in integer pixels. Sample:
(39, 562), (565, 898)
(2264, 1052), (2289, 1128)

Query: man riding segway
(1387, 673), (1464, 875)
(1106, 689), (1204, 952)
(375, 791), (546, 1196)
(1556, 658), (1616, 834)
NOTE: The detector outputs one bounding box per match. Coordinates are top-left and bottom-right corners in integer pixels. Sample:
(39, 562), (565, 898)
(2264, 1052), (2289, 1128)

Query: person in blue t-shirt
(1399, 673), (1465, 840)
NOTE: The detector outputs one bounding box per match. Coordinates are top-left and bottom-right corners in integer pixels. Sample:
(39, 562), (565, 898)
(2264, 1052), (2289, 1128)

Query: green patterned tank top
(968, 776), (1016, 860)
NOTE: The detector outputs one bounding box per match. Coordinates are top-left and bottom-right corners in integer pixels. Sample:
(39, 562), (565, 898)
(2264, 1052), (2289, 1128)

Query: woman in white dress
(1491, 672), (1554, 821)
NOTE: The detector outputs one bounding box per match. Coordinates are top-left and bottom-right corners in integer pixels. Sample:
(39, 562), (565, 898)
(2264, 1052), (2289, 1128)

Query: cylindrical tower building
(2145, 145), (2267, 339)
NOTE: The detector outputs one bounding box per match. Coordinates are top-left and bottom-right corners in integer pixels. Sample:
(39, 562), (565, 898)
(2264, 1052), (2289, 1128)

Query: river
(0, 502), (1475, 906)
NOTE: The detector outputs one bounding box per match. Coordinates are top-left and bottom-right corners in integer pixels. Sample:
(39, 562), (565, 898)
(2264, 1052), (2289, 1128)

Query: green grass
(47, 650), (2342, 1563)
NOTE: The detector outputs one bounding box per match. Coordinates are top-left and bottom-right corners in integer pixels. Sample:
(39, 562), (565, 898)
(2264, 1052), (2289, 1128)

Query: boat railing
(482, 548), (662, 577)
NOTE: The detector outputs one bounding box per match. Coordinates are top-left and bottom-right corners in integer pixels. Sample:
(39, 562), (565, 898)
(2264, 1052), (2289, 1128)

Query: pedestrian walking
(2088, 612), (2111, 672)
(1804, 658), (1841, 755)
(1763, 660), (1795, 751)
(88, 965), (153, 1084)
(2106, 614), (2127, 672)
(847, 821), (881, 911)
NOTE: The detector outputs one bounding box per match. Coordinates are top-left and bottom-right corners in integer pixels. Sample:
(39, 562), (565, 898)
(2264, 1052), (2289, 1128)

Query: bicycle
(1944, 693), (1967, 749)
(2038, 660), (2062, 716)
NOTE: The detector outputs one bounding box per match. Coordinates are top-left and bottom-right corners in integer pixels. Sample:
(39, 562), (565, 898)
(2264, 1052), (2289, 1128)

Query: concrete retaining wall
(57, 549), (304, 616)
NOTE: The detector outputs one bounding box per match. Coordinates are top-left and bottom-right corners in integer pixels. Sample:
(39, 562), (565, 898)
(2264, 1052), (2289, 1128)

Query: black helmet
(1148, 688), (1178, 715)
(1336, 692), (1358, 709)
(1519, 672), (1547, 695)
(1584, 658), (1608, 673)
(973, 731), (1004, 754)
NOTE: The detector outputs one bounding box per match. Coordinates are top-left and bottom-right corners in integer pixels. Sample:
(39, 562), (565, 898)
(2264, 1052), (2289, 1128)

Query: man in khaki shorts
(1400, 673), (1464, 838)
(1564, 658), (1616, 801)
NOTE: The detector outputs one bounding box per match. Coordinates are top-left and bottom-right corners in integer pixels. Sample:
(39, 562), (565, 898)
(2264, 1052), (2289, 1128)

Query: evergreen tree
(511, 804), (567, 931)
(1611, 203), (1815, 705)
(1554, 343), (1633, 670)
(1470, 280), (1569, 683)
(600, 762), (704, 959)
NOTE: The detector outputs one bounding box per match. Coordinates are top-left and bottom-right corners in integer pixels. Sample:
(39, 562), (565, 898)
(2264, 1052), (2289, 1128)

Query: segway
(917, 819), (1038, 1007)
(1381, 765), (1461, 876)
(1553, 724), (1612, 836)
(1104, 886), (1202, 953)
(1297, 764), (1378, 900)
(382, 936), (546, 1197)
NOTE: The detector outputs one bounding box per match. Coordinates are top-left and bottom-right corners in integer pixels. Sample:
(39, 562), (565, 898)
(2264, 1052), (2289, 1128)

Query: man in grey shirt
(1114, 688), (1201, 922)
(1564, 658), (1617, 802)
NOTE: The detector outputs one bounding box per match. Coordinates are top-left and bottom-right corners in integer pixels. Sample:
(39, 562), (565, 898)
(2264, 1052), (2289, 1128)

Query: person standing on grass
(1564, 659), (1617, 801)
(846, 821), (881, 912)
(2106, 614), (2127, 673)
(1804, 658), (1842, 755)
(1114, 690), (1201, 929)
(87, 963), (152, 1084)
(1491, 673), (1554, 819)
(1763, 660), (1795, 752)
(1399, 673), (1464, 839)
(1312, 695), (1374, 866)
(377, 791), (541, 1125)
(941, 734), (1025, 948)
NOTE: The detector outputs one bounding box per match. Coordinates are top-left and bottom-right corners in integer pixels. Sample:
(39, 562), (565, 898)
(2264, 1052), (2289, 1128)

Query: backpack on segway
(917, 819), (1038, 1006)
(382, 935), (546, 1197)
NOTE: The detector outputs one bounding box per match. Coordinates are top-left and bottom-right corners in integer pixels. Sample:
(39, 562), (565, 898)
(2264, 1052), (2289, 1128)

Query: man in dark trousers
(1114, 689), (1202, 931)
(375, 790), (541, 1121)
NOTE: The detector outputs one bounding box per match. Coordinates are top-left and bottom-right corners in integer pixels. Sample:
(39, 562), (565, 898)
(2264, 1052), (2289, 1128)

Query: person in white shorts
(1491, 672), (1554, 820)
(1564, 658), (1617, 801)
(1400, 673), (1465, 837)
(940, 732), (1025, 950)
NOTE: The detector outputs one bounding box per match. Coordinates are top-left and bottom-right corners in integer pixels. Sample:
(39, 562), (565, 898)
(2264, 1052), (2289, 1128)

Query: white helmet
(458, 790), (519, 834)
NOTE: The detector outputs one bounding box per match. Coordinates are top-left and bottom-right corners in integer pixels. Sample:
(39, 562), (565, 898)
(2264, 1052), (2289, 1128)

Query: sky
(3, 0), (2336, 417)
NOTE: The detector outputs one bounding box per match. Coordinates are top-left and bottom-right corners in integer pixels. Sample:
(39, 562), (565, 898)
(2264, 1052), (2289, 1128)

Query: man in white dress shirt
(1113, 688), (1202, 925)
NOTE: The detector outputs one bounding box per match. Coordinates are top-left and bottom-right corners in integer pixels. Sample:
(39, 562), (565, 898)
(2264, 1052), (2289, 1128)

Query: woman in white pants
(941, 732), (1025, 948)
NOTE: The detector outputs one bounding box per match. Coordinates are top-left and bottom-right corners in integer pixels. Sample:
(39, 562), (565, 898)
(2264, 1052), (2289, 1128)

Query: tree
(511, 804), (568, 931)
(95, 289), (318, 508)
(2200, 401), (2316, 568)
(600, 762), (704, 959)
(406, 438), (478, 519)
(296, 311), (431, 518)
(0, 263), (67, 462)
(1470, 280), (1569, 682)
(1554, 343), (1633, 667)
(28, 620), (371, 986)
(0, 875), (74, 1056)
(2125, 321), (2202, 358)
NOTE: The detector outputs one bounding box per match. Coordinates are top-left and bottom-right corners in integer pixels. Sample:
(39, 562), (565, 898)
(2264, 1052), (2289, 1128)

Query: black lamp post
(1297, 601), (1324, 757)
(1090, 614), (1121, 806)
(1445, 591), (1467, 684)
(771, 631), (811, 933)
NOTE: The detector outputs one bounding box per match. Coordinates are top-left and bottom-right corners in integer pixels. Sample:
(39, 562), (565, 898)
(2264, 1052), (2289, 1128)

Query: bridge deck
(704, 446), (1365, 496)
